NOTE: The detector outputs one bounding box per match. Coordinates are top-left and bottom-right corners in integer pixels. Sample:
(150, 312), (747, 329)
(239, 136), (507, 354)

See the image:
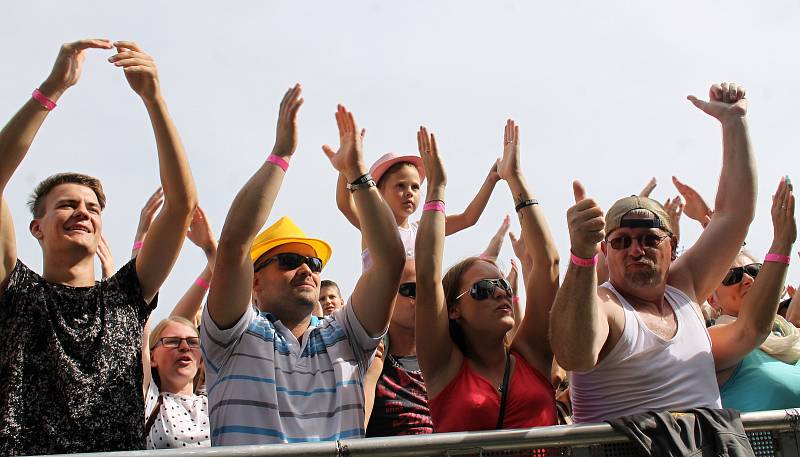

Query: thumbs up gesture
(567, 180), (606, 258)
(687, 83), (747, 123)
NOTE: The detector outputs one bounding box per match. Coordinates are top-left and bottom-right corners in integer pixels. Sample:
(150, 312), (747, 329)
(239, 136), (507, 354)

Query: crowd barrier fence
(45, 409), (800, 457)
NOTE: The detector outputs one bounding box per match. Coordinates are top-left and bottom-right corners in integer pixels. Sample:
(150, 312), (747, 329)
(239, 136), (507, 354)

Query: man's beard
(624, 257), (661, 287)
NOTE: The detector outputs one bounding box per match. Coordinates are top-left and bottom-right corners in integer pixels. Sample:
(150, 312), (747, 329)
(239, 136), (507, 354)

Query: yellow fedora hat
(249, 216), (332, 268)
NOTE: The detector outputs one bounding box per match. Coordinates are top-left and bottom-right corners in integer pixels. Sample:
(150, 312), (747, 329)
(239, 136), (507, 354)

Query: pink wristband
(423, 200), (445, 213)
(267, 154), (289, 172)
(132, 240), (144, 250)
(32, 89), (56, 111)
(195, 277), (210, 290)
(513, 296), (520, 305)
(570, 251), (598, 268)
(765, 253), (790, 265)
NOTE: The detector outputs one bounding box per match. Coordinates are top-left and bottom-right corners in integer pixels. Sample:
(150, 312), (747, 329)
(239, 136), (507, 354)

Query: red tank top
(429, 351), (556, 432)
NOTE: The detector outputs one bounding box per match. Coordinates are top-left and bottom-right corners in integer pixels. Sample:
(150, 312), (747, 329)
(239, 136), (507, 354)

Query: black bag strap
(495, 350), (511, 429)
(145, 394), (164, 435)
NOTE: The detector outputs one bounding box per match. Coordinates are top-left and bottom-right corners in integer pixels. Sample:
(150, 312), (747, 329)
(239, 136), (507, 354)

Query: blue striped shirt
(201, 303), (381, 446)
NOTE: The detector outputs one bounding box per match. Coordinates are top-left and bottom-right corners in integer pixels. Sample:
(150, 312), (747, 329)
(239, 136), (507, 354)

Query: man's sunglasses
(254, 253), (323, 273)
(722, 263), (762, 286)
(456, 278), (513, 301)
(606, 233), (670, 250)
(398, 282), (416, 298)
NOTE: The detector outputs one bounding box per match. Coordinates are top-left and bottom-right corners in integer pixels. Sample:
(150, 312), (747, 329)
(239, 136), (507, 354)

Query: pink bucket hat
(369, 152), (426, 185)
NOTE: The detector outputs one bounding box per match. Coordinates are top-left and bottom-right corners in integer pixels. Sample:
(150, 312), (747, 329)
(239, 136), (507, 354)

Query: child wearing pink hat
(337, 141), (499, 271)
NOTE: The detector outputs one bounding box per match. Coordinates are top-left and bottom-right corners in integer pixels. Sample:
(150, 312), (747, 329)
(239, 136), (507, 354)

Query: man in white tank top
(551, 83), (769, 423)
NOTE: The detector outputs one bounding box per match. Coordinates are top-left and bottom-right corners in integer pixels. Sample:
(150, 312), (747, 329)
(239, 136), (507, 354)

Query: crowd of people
(0, 39), (798, 455)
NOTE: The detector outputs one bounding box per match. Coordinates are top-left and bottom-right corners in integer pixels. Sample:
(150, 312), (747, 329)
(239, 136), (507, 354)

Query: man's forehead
(47, 183), (100, 204)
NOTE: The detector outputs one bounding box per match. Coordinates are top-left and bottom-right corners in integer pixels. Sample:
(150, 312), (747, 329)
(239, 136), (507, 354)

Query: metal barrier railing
(45, 409), (800, 457)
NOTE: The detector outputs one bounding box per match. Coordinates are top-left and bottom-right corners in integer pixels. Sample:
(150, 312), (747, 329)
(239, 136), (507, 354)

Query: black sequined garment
(0, 259), (156, 455)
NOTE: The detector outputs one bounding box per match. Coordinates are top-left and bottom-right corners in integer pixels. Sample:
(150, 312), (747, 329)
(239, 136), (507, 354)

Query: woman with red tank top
(415, 121), (558, 432)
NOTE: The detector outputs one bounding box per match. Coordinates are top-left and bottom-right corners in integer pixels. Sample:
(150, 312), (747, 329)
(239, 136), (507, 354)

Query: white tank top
(570, 282), (721, 423)
(361, 221), (418, 271)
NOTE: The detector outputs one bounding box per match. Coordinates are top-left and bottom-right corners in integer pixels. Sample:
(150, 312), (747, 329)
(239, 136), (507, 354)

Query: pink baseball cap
(369, 152), (426, 185)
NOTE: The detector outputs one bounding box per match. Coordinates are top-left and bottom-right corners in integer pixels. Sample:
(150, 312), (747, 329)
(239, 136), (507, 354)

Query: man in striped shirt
(202, 85), (404, 446)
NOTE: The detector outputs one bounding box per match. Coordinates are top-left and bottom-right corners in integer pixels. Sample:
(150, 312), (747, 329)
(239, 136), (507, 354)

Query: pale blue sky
(1, 1), (798, 323)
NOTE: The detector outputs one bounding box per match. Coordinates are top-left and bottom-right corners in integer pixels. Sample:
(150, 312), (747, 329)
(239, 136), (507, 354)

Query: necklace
(386, 354), (421, 374)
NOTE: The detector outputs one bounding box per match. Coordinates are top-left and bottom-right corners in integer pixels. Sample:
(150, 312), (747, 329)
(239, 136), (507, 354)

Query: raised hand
(322, 105), (367, 181)
(687, 82), (747, 122)
(272, 84), (304, 158)
(97, 234), (115, 279)
(568, 181), (605, 259)
(771, 176), (796, 249)
(672, 176), (713, 226)
(108, 41), (160, 103)
(497, 119), (521, 181)
(40, 39), (113, 97)
(509, 230), (531, 267)
(488, 160), (501, 183)
(639, 177), (657, 198)
(481, 215), (510, 261)
(416, 126), (446, 188)
(134, 188), (164, 243)
(186, 206), (217, 258)
(663, 196), (684, 242)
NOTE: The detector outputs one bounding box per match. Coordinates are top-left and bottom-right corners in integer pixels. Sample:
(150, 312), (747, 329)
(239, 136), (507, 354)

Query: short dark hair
(28, 173), (106, 218)
(320, 280), (341, 295)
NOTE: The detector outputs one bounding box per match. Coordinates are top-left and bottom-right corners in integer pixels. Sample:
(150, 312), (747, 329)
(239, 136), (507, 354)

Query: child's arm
(444, 162), (500, 235)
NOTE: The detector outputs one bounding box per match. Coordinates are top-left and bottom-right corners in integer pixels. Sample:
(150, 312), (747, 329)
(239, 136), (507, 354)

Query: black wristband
(515, 199), (539, 212)
(347, 173), (376, 192)
(349, 173), (372, 186)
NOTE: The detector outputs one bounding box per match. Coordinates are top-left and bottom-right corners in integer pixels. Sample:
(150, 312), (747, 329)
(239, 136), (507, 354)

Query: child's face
(379, 165), (421, 221)
(319, 286), (343, 316)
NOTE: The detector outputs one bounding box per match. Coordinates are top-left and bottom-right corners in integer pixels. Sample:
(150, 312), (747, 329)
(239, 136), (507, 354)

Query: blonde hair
(149, 316), (198, 351)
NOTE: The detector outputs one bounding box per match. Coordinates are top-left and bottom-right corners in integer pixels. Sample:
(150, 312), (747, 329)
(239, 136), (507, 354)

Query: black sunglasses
(456, 278), (513, 301)
(398, 282), (416, 298)
(722, 263), (761, 286)
(254, 253), (323, 273)
(607, 233), (670, 250)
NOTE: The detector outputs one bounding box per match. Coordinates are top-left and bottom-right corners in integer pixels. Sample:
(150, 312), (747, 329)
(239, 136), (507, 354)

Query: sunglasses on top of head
(455, 278), (513, 301)
(606, 233), (670, 250)
(398, 282), (416, 298)
(254, 253), (323, 273)
(722, 263), (762, 286)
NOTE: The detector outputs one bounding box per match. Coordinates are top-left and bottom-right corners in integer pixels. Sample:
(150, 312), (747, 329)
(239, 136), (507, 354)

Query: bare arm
(444, 163), (500, 235)
(710, 177), (795, 369)
(500, 120), (560, 377)
(672, 176), (713, 229)
(208, 85), (303, 329)
(170, 207), (217, 326)
(480, 215), (510, 261)
(336, 172), (362, 230)
(130, 188), (164, 260)
(550, 181), (610, 371)
(787, 261), (800, 326)
(142, 317), (153, 399)
(109, 42), (198, 303)
(414, 127), (460, 396)
(672, 83), (756, 302)
(322, 106), (404, 336)
(0, 39), (113, 293)
(362, 341), (385, 429)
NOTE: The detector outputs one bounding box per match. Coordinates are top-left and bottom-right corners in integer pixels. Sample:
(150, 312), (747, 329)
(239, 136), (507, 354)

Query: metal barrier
(46, 409), (800, 457)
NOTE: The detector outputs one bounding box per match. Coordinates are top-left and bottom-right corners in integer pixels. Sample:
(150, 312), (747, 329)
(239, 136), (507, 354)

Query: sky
(1, 1), (799, 323)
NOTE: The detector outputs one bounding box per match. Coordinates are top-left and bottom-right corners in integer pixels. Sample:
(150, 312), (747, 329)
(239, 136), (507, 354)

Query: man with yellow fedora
(202, 87), (404, 446)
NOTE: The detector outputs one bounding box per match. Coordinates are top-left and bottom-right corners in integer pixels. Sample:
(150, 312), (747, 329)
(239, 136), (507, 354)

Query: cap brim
(371, 156), (426, 184)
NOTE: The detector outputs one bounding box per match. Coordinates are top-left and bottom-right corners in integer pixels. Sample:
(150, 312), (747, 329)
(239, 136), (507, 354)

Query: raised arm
(499, 120), (559, 377)
(710, 177), (795, 369)
(0, 39), (113, 292)
(480, 215), (510, 261)
(672, 83), (756, 302)
(788, 256), (800, 326)
(336, 172), (362, 230)
(444, 161), (500, 235)
(414, 126), (461, 393)
(672, 176), (713, 229)
(208, 85), (303, 328)
(130, 188), (164, 259)
(97, 234), (115, 279)
(322, 106), (404, 336)
(170, 206), (217, 326)
(550, 181), (610, 371)
(108, 41), (197, 303)
(639, 177), (657, 198)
